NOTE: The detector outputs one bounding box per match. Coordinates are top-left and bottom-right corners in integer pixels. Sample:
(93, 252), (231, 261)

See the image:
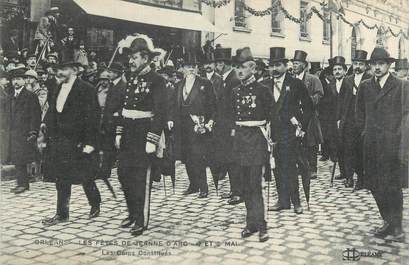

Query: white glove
(146, 142), (156, 154)
(205, 120), (214, 132)
(290, 117), (299, 126)
(115, 135), (121, 150)
(337, 120), (341, 129)
(168, 121), (174, 130)
(82, 145), (95, 154)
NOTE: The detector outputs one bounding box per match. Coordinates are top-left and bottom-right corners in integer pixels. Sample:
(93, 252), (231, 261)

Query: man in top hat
(168, 49), (216, 199)
(41, 60), (101, 226)
(292, 50), (324, 179)
(266, 47), (313, 214)
(395, 58), (409, 80)
(231, 47), (272, 242)
(203, 51), (223, 100)
(114, 35), (167, 236)
(337, 50), (372, 189)
(356, 47), (409, 241)
(95, 62), (126, 181)
(6, 68), (41, 194)
(212, 47), (243, 204)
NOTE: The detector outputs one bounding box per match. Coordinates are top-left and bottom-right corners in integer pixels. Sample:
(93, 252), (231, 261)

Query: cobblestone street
(1, 160), (408, 265)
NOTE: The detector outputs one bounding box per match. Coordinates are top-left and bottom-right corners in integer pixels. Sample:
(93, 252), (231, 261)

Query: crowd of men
(0, 27), (408, 243)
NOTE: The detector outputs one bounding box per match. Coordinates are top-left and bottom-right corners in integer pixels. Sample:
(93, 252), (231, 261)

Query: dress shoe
(344, 178), (354, 188)
(241, 227), (257, 238)
(268, 203), (290, 212)
(384, 227), (405, 242)
(14, 186), (29, 194)
(42, 215), (69, 226)
(228, 196), (243, 205)
(10, 186), (18, 192)
(182, 188), (199, 195)
(130, 224), (144, 236)
(120, 217), (136, 228)
(334, 174), (345, 180)
(310, 172), (317, 180)
(89, 205), (100, 219)
(198, 192), (208, 198)
(319, 156), (329, 161)
(371, 222), (391, 238)
(221, 192), (232, 199)
(294, 206), (303, 214)
(259, 231), (269, 242)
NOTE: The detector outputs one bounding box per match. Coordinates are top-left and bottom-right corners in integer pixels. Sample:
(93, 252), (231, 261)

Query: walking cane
(108, 46), (120, 68)
(330, 161), (337, 187)
(34, 35), (51, 70)
(163, 176), (167, 197)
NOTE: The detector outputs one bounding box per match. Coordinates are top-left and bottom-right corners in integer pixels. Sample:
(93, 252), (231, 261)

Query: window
(234, 0), (247, 28)
(299, 1), (309, 39)
(323, 8), (330, 42)
(271, 1), (281, 33)
(135, 0), (200, 12)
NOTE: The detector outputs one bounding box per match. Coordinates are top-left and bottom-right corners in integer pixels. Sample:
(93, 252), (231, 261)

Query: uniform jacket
(116, 68), (167, 167)
(356, 74), (409, 189)
(231, 76), (274, 166)
(169, 75), (216, 161)
(8, 88), (41, 164)
(44, 77), (98, 184)
(263, 74), (313, 144)
(212, 69), (241, 164)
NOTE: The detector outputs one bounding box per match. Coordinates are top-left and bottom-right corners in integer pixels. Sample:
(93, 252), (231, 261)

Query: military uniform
(116, 65), (166, 231)
(231, 74), (273, 235)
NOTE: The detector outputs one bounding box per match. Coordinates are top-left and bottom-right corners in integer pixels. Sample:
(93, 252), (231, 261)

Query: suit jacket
(356, 74), (409, 189)
(169, 75), (216, 160)
(319, 78), (345, 122)
(44, 77), (98, 184)
(8, 88), (41, 164)
(206, 72), (223, 100)
(264, 74), (313, 144)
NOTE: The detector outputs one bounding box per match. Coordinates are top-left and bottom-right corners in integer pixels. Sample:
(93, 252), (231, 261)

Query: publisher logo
(343, 248), (360, 261)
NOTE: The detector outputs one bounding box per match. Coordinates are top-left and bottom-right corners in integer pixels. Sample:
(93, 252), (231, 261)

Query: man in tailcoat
(231, 47), (272, 242)
(7, 68), (41, 194)
(114, 35), (167, 236)
(42, 61), (101, 226)
(337, 50), (372, 189)
(292, 50), (324, 179)
(168, 50), (216, 199)
(95, 62), (126, 180)
(266, 47), (313, 215)
(213, 47), (243, 204)
(356, 47), (409, 241)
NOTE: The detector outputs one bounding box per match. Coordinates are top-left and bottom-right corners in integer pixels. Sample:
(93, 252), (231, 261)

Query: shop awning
(73, 0), (221, 32)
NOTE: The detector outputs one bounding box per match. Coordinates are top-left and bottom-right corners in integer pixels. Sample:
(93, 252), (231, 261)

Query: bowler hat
(395, 58), (409, 70)
(108, 62), (124, 74)
(235, 47), (254, 64)
(269, 47), (288, 65)
(368, 47), (395, 63)
(291, 50), (308, 62)
(9, 68), (26, 79)
(214, 48), (232, 62)
(352, 50), (368, 62)
(123, 34), (161, 57)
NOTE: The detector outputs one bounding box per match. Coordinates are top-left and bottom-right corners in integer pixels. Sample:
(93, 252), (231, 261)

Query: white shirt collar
(335, 78), (343, 93)
(113, 76), (121, 85)
(274, 73), (286, 89)
(206, 71), (214, 80)
(354, 72), (364, 85)
(296, 71), (305, 80)
(376, 72), (390, 89)
(222, 69), (233, 81)
(14, 87), (23, 97)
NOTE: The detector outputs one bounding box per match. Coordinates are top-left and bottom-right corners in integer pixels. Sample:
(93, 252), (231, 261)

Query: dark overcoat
(8, 88), (41, 165)
(169, 76), (216, 162)
(212, 70), (241, 164)
(0, 87), (12, 163)
(44, 77), (98, 184)
(356, 74), (409, 189)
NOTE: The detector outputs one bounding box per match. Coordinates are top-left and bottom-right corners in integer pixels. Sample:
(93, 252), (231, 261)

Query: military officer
(337, 50), (372, 189)
(291, 50), (324, 179)
(115, 35), (167, 236)
(168, 50), (216, 199)
(267, 47), (313, 214)
(231, 47), (273, 242)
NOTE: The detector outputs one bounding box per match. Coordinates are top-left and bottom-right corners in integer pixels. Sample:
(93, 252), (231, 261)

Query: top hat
(309, 62), (321, 73)
(395, 58), (409, 70)
(235, 47), (254, 64)
(269, 47), (288, 65)
(24, 69), (38, 79)
(203, 50), (215, 64)
(368, 47), (395, 63)
(9, 68), (26, 79)
(332, 56), (346, 66)
(291, 50), (308, 62)
(107, 62), (124, 74)
(214, 48), (232, 62)
(123, 34), (161, 57)
(352, 50), (368, 62)
(183, 49), (203, 65)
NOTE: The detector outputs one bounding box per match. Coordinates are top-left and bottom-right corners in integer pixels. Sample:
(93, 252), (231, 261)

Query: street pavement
(1, 160), (408, 265)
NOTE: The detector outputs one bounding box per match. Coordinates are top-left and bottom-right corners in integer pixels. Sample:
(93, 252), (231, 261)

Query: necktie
(376, 78), (381, 89)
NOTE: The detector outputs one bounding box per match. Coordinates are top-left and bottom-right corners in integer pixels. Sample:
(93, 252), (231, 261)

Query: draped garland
(200, 0), (408, 40)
